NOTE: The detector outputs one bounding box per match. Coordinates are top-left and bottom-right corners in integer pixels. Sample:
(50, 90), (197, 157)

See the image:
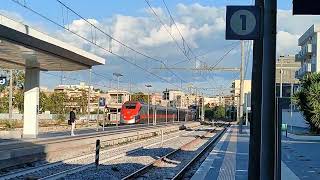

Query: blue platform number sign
(0, 76), (7, 86)
(99, 97), (106, 107)
(226, 6), (261, 40)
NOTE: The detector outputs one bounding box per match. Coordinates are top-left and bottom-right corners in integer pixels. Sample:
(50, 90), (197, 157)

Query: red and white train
(120, 101), (195, 124)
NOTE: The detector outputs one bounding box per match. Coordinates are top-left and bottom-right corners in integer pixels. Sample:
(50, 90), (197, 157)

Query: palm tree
(294, 73), (320, 133)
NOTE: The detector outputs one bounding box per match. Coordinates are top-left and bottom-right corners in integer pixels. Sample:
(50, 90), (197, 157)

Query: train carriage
(120, 101), (194, 124)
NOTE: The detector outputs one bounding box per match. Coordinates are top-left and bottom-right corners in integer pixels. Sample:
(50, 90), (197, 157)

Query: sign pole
(248, 0), (264, 179)
(225, 5), (263, 178)
(103, 108), (105, 131)
(260, 0), (277, 179)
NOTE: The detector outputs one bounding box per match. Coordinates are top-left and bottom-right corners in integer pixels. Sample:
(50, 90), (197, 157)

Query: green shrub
(2, 120), (18, 130)
(56, 114), (66, 125)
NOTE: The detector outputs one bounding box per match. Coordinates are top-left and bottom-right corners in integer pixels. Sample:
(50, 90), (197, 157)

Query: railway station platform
(191, 125), (300, 180)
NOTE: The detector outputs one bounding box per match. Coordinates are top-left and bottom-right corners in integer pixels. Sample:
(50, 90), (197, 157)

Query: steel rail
(122, 127), (226, 180)
(0, 122), (188, 151)
(0, 125), (202, 180)
(172, 127), (227, 180)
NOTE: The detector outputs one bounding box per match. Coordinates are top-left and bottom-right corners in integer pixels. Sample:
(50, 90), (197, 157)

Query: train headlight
(135, 115), (140, 120)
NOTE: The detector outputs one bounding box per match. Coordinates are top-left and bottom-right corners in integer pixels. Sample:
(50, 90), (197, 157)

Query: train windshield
(125, 104), (136, 109)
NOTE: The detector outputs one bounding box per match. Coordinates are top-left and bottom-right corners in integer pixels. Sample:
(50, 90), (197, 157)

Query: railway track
(0, 122), (198, 172)
(0, 122), (187, 149)
(122, 126), (227, 180)
(0, 125), (204, 180)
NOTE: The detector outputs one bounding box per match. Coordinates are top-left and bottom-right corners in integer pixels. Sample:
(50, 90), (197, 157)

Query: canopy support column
(23, 67), (40, 138)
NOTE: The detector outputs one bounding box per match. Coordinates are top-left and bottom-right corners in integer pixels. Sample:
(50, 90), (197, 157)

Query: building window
(118, 95), (122, 103)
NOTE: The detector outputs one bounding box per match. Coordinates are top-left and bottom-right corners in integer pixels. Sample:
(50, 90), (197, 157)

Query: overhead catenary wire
(172, 41), (240, 66)
(147, 0), (225, 88)
(159, 0), (232, 71)
(10, 0), (188, 91)
(55, 0), (187, 84)
(145, 0), (196, 64)
(161, 0), (213, 85)
(162, 0), (198, 61)
(43, 71), (110, 89)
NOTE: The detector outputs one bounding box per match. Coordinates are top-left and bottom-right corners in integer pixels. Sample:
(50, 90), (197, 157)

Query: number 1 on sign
(240, 14), (246, 30)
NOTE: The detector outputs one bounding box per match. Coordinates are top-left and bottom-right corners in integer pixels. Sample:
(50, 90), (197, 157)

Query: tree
(75, 90), (88, 114)
(204, 105), (226, 121)
(45, 92), (67, 114)
(205, 108), (214, 120)
(0, 96), (8, 113)
(13, 90), (24, 113)
(205, 103), (210, 109)
(13, 70), (25, 90)
(131, 92), (149, 103)
(213, 105), (225, 119)
(294, 73), (320, 133)
(39, 92), (49, 113)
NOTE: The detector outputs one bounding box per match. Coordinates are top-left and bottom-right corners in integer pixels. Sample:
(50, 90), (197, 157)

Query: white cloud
(47, 4), (245, 92)
(277, 31), (300, 55)
(0, 10), (24, 22)
(6, 4), (316, 92)
(277, 9), (320, 55)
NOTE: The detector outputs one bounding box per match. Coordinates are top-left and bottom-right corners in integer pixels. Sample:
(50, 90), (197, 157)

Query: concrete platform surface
(192, 125), (301, 180)
(0, 122), (191, 144)
(282, 135), (320, 179)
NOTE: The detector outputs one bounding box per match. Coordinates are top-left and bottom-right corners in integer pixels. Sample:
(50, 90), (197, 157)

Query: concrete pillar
(23, 67), (40, 138)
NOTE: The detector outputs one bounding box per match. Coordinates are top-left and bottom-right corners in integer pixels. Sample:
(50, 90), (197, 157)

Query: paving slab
(192, 125), (301, 180)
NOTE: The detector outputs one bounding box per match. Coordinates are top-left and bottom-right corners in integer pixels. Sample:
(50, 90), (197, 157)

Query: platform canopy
(0, 14), (106, 139)
(0, 14), (105, 71)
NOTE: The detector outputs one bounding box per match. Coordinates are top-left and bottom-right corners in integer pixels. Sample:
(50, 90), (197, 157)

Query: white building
(104, 90), (130, 111)
(230, 80), (252, 106)
(162, 89), (190, 109)
(204, 96), (225, 107)
(296, 24), (320, 78)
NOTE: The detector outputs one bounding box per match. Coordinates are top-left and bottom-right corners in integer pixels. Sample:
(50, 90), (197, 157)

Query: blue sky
(0, 0), (316, 95)
(1, 0), (293, 23)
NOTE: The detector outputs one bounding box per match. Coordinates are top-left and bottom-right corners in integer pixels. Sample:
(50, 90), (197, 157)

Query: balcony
(295, 53), (303, 62)
(295, 63), (312, 78)
(296, 44), (312, 61)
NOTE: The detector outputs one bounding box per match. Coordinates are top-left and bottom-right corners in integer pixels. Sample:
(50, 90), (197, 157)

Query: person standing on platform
(69, 108), (77, 136)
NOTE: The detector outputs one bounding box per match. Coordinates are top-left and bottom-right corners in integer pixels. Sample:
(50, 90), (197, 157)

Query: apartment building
(295, 24), (320, 78)
(230, 80), (252, 106)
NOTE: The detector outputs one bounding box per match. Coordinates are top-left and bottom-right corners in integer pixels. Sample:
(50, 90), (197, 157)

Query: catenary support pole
(148, 90), (150, 125)
(260, 0), (277, 179)
(177, 107), (179, 122)
(9, 69), (13, 120)
(161, 129), (164, 146)
(248, 0), (264, 179)
(117, 76), (119, 126)
(201, 93), (205, 121)
(280, 62), (283, 98)
(102, 107), (105, 131)
(238, 40), (245, 133)
(245, 94), (249, 126)
(166, 100), (168, 123)
(290, 83), (293, 133)
(87, 68), (92, 125)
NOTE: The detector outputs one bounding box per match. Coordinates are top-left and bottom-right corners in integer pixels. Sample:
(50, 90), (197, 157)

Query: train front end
(120, 101), (141, 124)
